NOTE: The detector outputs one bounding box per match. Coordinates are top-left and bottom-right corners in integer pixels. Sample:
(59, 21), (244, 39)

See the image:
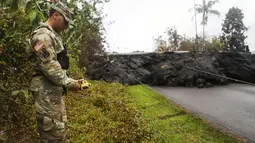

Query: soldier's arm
(31, 33), (78, 89)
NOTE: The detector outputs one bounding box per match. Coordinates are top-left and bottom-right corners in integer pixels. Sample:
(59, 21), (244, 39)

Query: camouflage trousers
(30, 76), (68, 143)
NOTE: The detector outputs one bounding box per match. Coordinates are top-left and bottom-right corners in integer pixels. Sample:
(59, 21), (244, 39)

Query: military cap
(51, 1), (75, 26)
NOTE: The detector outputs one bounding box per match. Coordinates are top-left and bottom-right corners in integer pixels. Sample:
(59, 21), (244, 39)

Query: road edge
(150, 86), (255, 143)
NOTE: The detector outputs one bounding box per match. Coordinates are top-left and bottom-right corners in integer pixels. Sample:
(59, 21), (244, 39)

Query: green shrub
(68, 55), (86, 79)
(0, 9), (35, 141)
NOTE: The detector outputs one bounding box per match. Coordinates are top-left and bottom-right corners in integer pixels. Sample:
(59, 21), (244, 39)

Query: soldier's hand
(78, 79), (85, 83)
(70, 82), (81, 91)
(69, 79), (90, 91)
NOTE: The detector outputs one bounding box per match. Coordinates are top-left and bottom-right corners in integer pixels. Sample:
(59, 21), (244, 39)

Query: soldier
(28, 1), (82, 143)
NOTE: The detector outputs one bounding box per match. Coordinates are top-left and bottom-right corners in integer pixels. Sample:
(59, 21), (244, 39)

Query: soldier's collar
(45, 21), (59, 34)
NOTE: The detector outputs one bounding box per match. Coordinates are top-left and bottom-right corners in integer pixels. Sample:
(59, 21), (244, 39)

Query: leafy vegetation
(154, 27), (224, 52)
(0, 6), (34, 135)
(65, 81), (152, 143)
(60, 0), (108, 67)
(221, 7), (249, 52)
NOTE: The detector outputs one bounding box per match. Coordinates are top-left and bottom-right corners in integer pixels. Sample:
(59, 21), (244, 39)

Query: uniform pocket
(42, 116), (66, 138)
(52, 119), (66, 138)
(43, 116), (55, 131)
(44, 87), (62, 105)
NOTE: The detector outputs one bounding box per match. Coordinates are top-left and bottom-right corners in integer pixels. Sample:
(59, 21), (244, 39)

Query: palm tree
(194, 0), (220, 42)
(189, 0), (199, 52)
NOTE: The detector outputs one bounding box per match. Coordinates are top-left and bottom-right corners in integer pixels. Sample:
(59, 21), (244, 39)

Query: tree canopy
(221, 7), (249, 52)
(193, 0), (220, 42)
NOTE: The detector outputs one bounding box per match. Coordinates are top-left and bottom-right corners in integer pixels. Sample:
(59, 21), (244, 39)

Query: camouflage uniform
(29, 2), (76, 143)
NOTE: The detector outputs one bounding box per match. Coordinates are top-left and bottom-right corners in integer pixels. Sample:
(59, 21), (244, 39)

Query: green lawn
(128, 85), (246, 143)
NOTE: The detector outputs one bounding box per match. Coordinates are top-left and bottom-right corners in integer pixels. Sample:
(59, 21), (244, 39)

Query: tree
(210, 36), (224, 51)
(179, 38), (195, 51)
(166, 27), (181, 51)
(154, 35), (168, 51)
(61, 0), (109, 67)
(154, 27), (182, 52)
(221, 7), (249, 52)
(194, 0), (220, 42)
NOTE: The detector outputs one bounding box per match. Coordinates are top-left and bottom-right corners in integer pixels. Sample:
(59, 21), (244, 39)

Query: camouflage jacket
(29, 22), (77, 89)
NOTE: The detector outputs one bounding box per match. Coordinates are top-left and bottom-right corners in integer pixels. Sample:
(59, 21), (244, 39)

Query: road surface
(151, 84), (255, 142)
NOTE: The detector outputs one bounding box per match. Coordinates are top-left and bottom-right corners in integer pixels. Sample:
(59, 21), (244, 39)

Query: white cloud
(103, 0), (255, 53)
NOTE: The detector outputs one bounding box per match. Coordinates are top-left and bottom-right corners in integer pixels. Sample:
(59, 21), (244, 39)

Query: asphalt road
(151, 84), (255, 142)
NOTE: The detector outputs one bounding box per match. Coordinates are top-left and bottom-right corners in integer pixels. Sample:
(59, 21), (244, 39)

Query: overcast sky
(102, 0), (255, 53)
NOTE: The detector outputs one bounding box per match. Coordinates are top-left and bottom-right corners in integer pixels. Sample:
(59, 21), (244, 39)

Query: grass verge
(65, 81), (152, 143)
(128, 85), (246, 143)
(4, 81), (247, 143)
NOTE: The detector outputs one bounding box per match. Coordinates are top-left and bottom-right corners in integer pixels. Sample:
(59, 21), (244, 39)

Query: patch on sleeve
(39, 48), (50, 59)
(34, 41), (45, 51)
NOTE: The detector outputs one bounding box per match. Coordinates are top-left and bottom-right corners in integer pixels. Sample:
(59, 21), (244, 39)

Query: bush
(0, 9), (39, 142)
(68, 55), (86, 79)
